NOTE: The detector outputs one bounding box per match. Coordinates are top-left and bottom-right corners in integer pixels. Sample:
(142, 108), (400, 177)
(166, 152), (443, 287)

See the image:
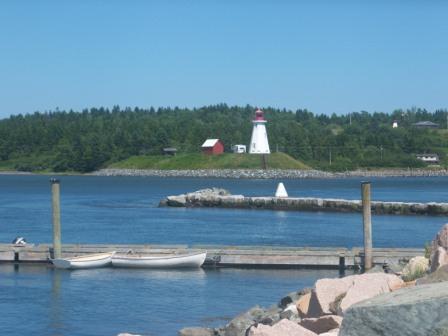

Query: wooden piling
(361, 181), (373, 270)
(51, 178), (62, 259)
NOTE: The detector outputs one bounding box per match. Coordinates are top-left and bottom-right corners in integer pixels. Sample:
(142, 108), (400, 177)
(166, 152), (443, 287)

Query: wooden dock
(0, 243), (423, 270)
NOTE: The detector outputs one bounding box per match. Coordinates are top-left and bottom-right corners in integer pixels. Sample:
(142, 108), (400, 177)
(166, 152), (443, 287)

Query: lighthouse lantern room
(249, 108), (270, 154)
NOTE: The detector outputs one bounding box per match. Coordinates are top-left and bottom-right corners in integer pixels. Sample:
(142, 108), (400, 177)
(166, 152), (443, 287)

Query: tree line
(0, 104), (447, 172)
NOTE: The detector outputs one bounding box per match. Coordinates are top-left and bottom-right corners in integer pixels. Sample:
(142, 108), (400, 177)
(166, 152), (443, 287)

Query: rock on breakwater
(160, 189), (448, 216)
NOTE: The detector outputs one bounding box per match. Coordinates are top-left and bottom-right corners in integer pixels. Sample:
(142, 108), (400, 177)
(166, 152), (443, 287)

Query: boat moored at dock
(51, 251), (115, 269)
(111, 251), (207, 268)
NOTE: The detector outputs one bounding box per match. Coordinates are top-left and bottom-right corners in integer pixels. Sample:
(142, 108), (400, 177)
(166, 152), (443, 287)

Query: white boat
(51, 252), (115, 269)
(111, 251), (207, 268)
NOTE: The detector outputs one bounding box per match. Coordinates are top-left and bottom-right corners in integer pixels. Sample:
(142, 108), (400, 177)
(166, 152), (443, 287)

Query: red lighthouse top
(254, 108), (266, 121)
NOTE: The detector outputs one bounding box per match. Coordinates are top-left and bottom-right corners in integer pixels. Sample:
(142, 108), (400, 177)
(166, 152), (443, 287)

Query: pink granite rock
(307, 276), (355, 317)
(247, 319), (318, 336)
(430, 224), (448, 272)
(338, 273), (403, 314)
(296, 292), (311, 318)
(434, 223), (448, 250)
(430, 246), (448, 272)
(300, 315), (342, 334)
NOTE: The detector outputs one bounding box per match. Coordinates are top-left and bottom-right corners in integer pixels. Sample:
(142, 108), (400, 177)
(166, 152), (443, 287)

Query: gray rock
(166, 195), (187, 206)
(279, 291), (301, 309)
(224, 307), (263, 336)
(339, 282), (448, 336)
(417, 264), (448, 285)
(178, 327), (215, 336)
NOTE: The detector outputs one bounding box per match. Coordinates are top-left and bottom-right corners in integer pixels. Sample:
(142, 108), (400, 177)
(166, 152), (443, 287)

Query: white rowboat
(111, 252), (206, 268)
(51, 252), (115, 269)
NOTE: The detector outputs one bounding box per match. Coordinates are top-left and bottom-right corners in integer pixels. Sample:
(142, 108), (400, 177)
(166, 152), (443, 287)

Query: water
(0, 264), (339, 336)
(1, 175), (448, 335)
(0, 175), (447, 247)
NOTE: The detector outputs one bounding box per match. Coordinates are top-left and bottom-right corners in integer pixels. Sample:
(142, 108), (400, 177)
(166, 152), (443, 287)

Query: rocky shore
(94, 168), (448, 179)
(174, 224), (448, 336)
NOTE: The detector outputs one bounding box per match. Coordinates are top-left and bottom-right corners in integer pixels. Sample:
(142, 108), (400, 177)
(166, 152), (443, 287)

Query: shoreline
(92, 168), (448, 179)
(1, 168), (448, 179)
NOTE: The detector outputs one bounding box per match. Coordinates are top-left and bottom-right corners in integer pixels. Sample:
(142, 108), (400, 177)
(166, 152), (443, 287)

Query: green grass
(109, 152), (310, 170)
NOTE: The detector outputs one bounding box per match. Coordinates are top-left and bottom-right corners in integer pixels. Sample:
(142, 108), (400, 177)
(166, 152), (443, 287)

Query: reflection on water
(0, 264), (341, 336)
(68, 266), (207, 281)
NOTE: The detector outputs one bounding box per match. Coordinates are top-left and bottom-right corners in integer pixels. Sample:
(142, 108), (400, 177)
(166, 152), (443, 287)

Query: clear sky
(0, 0), (447, 117)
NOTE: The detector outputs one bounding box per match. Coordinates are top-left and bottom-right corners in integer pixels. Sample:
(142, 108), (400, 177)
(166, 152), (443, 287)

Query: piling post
(51, 178), (62, 259)
(361, 181), (373, 270)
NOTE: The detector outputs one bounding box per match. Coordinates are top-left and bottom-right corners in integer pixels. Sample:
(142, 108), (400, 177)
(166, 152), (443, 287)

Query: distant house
(201, 139), (224, 155)
(413, 121), (439, 129)
(392, 121), (398, 128)
(162, 147), (177, 156)
(232, 144), (246, 154)
(416, 154), (439, 164)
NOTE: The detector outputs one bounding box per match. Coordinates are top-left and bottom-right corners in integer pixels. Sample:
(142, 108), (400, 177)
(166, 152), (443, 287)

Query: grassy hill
(109, 152), (310, 170)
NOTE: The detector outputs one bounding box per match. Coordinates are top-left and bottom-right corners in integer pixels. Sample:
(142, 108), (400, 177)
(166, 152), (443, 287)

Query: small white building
(232, 144), (247, 154)
(392, 121), (398, 128)
(416, 154), (439, 164)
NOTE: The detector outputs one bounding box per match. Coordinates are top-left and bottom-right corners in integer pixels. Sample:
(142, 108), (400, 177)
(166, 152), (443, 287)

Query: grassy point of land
(109, 152), (310, 170)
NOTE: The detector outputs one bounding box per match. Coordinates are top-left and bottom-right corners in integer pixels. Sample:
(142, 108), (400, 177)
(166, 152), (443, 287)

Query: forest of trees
(0, 104), (447, 172)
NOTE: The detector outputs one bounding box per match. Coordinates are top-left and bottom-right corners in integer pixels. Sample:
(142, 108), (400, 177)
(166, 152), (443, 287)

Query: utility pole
(380, 145), (383, 161)
(349, 113), (352, 126)
(329, 147), (332, 166)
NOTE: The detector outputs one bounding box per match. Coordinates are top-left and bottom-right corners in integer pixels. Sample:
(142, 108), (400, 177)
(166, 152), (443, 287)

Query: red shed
(201, 139), (224, 155)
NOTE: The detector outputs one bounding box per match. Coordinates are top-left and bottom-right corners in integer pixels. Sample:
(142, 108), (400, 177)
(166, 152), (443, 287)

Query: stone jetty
(160, 188), (448, 216)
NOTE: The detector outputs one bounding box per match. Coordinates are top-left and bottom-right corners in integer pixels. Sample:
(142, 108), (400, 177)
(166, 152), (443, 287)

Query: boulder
(279, 291), (301, 309)
(279, 304), (300, 322)
(430, 224), (448, 272)
(417, 264), (448, 285)
(430, 246), (448, 273)
(318, 329), (339, 336)
(433, 223), (448, 250)
(308, 273), (404, 318)
(401, 256), (429, 281)
(307, 276), (355, 317)
(296, 292), (311, 318)
(178, 328), (215, 336)
(300, 315), (342, 334)
(224, 306), (269, 336)
(247, 319), (318, 336)
(339, 282), (448, 336)
(338, 273), (403, 314)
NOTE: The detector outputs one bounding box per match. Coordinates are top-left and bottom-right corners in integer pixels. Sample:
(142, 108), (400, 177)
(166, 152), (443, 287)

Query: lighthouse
(249, 108), (270, 154)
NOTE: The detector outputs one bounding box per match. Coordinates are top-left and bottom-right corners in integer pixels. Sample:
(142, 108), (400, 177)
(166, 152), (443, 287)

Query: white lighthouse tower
(249, 108), (270, 154)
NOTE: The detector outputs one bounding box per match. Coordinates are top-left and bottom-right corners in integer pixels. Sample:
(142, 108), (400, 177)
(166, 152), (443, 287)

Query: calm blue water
(1, 264), (341, 336)
(1, 175), (448, 335)
(0, 175), (447, 247)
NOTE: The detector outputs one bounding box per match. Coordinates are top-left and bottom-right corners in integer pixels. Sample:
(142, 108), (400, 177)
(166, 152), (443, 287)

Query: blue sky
(0, 0), (447, 117)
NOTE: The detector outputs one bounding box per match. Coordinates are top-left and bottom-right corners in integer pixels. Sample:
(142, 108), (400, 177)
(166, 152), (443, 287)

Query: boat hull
(51, 252), (115, 269)
(112, 252), (206, 268)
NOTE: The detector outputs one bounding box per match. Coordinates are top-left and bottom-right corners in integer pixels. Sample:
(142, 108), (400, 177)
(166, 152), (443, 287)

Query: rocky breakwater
(178, 272), (406, 336)
(119, 224), (448, 336)
(160, 188), (448, 216)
